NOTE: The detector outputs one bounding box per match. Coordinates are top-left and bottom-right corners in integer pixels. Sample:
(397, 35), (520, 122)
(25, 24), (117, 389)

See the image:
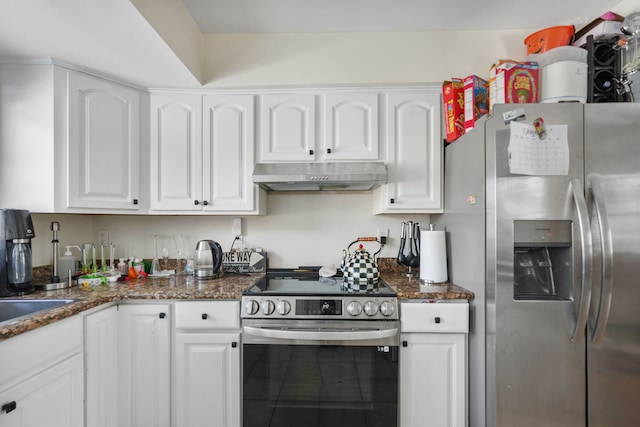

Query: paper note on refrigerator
(508, 121), (569, 175)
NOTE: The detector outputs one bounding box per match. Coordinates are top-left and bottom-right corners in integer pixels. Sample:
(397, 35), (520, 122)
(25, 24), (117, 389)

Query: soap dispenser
(59, 246), (81, 282)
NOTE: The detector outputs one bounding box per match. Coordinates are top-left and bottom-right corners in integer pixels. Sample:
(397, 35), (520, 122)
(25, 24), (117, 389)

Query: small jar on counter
(117, 258), (127, 275)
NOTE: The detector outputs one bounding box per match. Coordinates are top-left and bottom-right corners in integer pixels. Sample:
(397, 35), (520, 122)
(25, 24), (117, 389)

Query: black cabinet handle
(2, 401), (17, 414)
(309, 149), (314, 155)
(159, 312), (166, 319)
(194, 200), (200, 206)
(390, 198), (395, 204)
(435, 316), (441, 324)
(203, 201), (209, 206)
(133, 199), (138, 205)
(232, 342), (238, 348)
(327, 148), (332, 154)
(201, 313), (208, 320)
(402, 341), (408, 347)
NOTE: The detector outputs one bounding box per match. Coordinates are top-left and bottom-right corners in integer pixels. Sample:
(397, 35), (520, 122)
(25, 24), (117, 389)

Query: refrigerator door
(486, 104), (586, 427)
(585, 103), (640, 427)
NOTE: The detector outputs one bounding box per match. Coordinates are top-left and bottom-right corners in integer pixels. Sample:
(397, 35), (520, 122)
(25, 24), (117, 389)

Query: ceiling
(180, 0), (623, 33)
(0, 0), (631, 89)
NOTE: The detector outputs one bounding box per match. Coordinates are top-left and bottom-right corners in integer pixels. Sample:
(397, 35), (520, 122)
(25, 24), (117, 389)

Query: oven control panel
(241, 296), (398, 320)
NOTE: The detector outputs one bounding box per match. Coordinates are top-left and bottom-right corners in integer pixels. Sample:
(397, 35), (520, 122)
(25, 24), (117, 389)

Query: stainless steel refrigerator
(433, 103), (640, 427)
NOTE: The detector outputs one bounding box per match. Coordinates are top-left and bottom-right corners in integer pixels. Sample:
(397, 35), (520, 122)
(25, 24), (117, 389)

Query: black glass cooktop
(243, 268), (396, 297)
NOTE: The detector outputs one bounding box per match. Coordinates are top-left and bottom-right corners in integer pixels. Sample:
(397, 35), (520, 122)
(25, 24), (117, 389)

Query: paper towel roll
(420, 230), (448, 284)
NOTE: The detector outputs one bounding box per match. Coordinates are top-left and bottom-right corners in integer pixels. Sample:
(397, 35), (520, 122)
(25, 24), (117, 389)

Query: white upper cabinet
(258, 93), (316, 162)
(203, 95), (261, 212)
(150, 93), (264, 214)
(66, 71), (142, 211)
(0, 61), (144, 213)
(150, 94), (203, 211)
(324, 92), (379, 160)
(374, 90), (443, 214)
(258, 91), (380, 163)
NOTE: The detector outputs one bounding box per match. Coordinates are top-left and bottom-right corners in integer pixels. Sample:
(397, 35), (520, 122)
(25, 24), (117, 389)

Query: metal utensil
(410, 222), (421, 267)
(396, 222), (407, 265)
(404, 221), (415, 266)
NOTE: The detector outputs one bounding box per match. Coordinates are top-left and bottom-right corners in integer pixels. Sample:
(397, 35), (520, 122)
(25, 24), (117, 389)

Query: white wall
(33, 194), (425, 268)
(31, 214), (93, 267)
(201, 30), (531, 87)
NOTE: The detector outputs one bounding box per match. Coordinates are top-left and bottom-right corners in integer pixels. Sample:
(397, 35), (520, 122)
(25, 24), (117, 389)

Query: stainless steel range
(241, 268), (399, 427)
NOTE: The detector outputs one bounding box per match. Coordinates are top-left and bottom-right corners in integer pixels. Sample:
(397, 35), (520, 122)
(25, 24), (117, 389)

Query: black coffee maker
(1, 209), (36, 297)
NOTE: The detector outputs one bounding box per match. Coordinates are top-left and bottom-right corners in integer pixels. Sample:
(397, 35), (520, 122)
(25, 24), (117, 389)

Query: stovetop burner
(243, 267), (397, 297)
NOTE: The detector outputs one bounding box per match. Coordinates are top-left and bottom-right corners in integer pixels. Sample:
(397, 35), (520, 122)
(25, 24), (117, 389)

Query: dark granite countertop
(383, 271), (474, 301)
(0, 273), (260, 341)
(1, 268), (473, 341)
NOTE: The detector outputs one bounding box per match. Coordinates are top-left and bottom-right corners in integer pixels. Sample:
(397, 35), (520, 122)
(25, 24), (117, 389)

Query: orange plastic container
(525, 25), (575, 55)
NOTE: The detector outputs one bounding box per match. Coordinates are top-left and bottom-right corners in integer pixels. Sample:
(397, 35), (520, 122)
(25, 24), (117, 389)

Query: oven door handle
(243, 326), (398, 341)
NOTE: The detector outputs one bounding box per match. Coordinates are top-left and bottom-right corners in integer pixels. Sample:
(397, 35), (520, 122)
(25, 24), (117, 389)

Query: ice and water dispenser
(513, 220), (573, 301)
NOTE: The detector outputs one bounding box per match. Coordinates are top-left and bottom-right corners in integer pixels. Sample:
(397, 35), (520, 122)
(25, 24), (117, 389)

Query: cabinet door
(67, 71), (141, 210)
(203, 94), (258, 212)
(0, 63), (56, 212)
(85, 305), (118, 427)
(399, 333), (467, 427)
(324, 92), (379, 160)
(150, 94), (203, 211)
(259, 94), (316, 162)
(118, 304), (171, 427)
(174, 333), (241, 427)
(0, 353), (83, 427)
(375, 91), (443, 213)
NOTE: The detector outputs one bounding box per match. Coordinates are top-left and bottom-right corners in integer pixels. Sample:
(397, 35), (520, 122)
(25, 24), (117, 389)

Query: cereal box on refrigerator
(489, 59), (513, 109)
(442, 79), (465, 143)
(491, 61), (539, 105)
(463, 75), (489, 132)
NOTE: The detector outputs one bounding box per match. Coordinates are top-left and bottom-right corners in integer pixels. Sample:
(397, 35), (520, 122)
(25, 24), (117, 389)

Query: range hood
(252, 162), (387, 192)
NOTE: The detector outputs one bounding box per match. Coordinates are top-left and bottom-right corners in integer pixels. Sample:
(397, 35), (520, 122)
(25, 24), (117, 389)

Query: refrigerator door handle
(590, 177), (613, 344)
(571, 178), (593, 343)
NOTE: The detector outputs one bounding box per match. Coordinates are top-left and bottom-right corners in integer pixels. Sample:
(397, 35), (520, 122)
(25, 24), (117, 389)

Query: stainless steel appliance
(0, 209), (35, 297)
(433, 103), (640, 427)
(241, 268), (399, 427)
(194, 239), (223, 279)
(252, 162), (387, 191)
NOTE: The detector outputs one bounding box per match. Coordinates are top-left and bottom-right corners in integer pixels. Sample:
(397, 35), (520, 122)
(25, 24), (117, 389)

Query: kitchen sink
(0, 299), (75, 324)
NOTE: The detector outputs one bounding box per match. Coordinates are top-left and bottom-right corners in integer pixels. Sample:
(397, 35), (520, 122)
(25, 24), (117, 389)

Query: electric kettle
(194, 240), (224, 279)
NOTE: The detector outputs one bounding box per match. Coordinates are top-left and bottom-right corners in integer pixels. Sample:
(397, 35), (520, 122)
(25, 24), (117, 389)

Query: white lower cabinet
(85, 304), (119, 427)
(0, 354), (84, 427)
(174, 301), (241, 427)
(118, 304), (172, 427)
(0, 316), (84, 427)
(399, 302), (469, 427)
(83, 301), (241, 427)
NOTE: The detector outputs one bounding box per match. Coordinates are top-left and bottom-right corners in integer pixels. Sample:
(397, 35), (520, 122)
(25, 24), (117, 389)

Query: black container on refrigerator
(585, 35), (623, 102)
(1, 209), (35, 297)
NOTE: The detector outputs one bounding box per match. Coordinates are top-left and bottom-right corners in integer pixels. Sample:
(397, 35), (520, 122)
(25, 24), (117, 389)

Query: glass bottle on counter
(117, 258), (127, 275)
(8, 239), (32, 285)
(134, 258), (145, 274)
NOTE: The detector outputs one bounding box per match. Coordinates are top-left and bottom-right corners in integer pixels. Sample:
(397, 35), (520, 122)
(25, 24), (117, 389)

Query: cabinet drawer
(175, 301), (240, 330)
(400, 301), (469, 333)
(0, 315), (83, 387)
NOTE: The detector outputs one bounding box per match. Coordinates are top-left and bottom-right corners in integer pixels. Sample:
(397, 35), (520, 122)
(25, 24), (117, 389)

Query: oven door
(242, 319), (399, 427)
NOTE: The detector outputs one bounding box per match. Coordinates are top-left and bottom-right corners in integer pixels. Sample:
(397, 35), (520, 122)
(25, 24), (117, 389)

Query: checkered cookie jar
(342, 240), (381, 292)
